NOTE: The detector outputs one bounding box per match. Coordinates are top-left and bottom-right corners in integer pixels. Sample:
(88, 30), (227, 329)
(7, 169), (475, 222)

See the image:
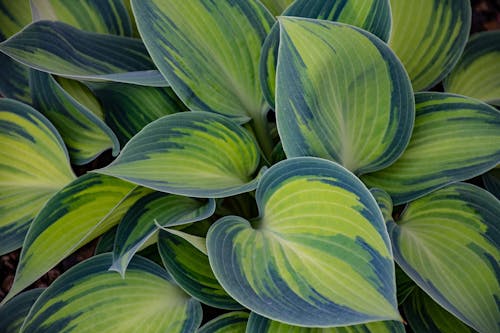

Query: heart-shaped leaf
(388, 0), (471, 91)
(362, 92), (500, 204)
(0, 98), (75, 255)
(20, 254), (202, 333)
(198, 312), (249, 333)
(0, 288), (44, 333)
(207, 157), (400, 327)
(276, 17), (414, 174)
(96, 111), (261, 198)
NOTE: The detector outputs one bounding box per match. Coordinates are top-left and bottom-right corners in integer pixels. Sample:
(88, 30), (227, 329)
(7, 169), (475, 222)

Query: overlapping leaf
(198, 312), (249, 333)
(0, 288), (44, 333)
(96, 111), (261, 198)
(276, 17), (414, 174)
(388, 0), (471, 91)
(0, 99), (75, 255)
(259, 0), (293, 16)
(387, 183), (500, 333)
(260, 0), (392, 108)
(362, 92), (500, 204)
(207, 157), (400, 327)
(444, 31), (500, 106)
(20, 254), (202, 333)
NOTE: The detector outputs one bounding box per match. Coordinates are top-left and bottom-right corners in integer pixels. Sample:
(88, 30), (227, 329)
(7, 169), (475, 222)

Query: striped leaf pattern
(260, 0), (392, 108)
(111, 192), (215, 276)
(444, 31), (500, 106)
(387, 183), (500, 333)
(1, 174), (146, 304)
(198, 312), (249, 333)
(20, 254), (202, 333)
(259, 0), (293, 16)
(56, 77), (105, 119)
(131, 0), (274, 122)
(362, 92), (500, 204)
(276, 17), (414, 174)
(96, 111), (261, 198)
(0, 99), (75, 255)
(246, 313), (406, 332)
(388, 0), (471, 91)
(30, 70), (120, 164)
(0, 288), (44, 333)
(158, 230), (242, 310)
(207, 157), (400, 327)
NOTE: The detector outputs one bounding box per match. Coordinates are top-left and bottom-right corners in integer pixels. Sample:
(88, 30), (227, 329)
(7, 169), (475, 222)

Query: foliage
(0, 0), (498, 332)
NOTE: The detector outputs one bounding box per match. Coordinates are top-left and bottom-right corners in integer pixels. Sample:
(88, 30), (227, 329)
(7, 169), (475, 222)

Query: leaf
(198, 311), (249, 333)
(387, 182), (500, 333)
(403, 288), (477, 333)
(0, 20), (167, 86)
(362, 92), (500, 204)
(247, 313), (405, 332)
(0, 288), (44, 333)
(158, 230), (242, 310)
(89, 82), (185, 146)
(276, 17), (414, 174)
(1, 174), (146, 304)
(0, 98), (75, 255)
(111, 192), (215, 276)
(260, 0), (392, 108)
(207, 157), (400, 327)
(444, 31), (500, 106)
(131, 0), (274, 122)
(20, 254), (202, 333)
(56, 77), (105, 119)
(388, 0), (471, 91)
(259, 0), (293, 16)
(96, 111), (261, 198)
(483, 168), (500, 200)
(30, 70), (120, 165)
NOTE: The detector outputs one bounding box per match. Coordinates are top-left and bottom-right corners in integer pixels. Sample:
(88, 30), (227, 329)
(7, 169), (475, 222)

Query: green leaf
(131, 0), (274, 122)
(0, 0), (31, 40)
(444, 31), (500, 106)
(483, 168), (500, 200)
(96, 111), (261, 198)
(387, 182), (500, 333)
(0, 288), (44, 333)
(1, 174), (146, 304)
(111, 192), (215, 276)
(56, 77), (105, 119)
(362, 92), (500, 204)
(276, 17), (414, 174)
(404, 288), (477, 333)
(260, 0), (392, 108)
(158, 230), (242, 310)
(30, 70), (120, 165)
(207, 157), (400, 327)
(89, 82), (186, 146)
(388, 0), (471, 91)
(259, 0), (293, 16)
(0, 20), (166, 86)
(20, 254), (202, 333)
(198, 311), (249, 333)
(0, 98), (75, 255)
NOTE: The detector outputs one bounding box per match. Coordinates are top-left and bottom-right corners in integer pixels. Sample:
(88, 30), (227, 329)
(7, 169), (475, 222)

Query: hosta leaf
(483, 168), (500, 200)
(158, 230), (242, 310)
(56, 77), (104, 119)
(444, 31), (500, 106)
(198, 312), (249, 333)
(404, 288), (477, 333)
(96, 111), (261, 198)
(276, 17), (414, 174)
(388, 183), (500, 333)
(362, 92), (500, 204)
(131, 0), (274, 122)
(20, 254), (202, 333)
(259, 0), (293, 16)
(388, 0), (471, 91)
(260, 0), (392, 108)
(111, 192), (215, 276)
(0, 20), (166, 86)
(207, 157), (400, 327)
(89, 82), (186, 146)
(0, 288), (44, 333)
(30, 70), (119, 165)
(246, 313), (405, 332)
(1, 174), (146, 304)
(0, 98), (75, 255)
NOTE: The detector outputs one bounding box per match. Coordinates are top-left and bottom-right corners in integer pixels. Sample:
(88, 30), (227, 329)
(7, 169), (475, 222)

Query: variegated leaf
(259, 0), (293, 16)
(362, 92), (500, 204)
(207, 157), (400, 327)
(0, 288), (44, 333)
(276, 17), (414, 174)
(198, 312), (249, 333)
